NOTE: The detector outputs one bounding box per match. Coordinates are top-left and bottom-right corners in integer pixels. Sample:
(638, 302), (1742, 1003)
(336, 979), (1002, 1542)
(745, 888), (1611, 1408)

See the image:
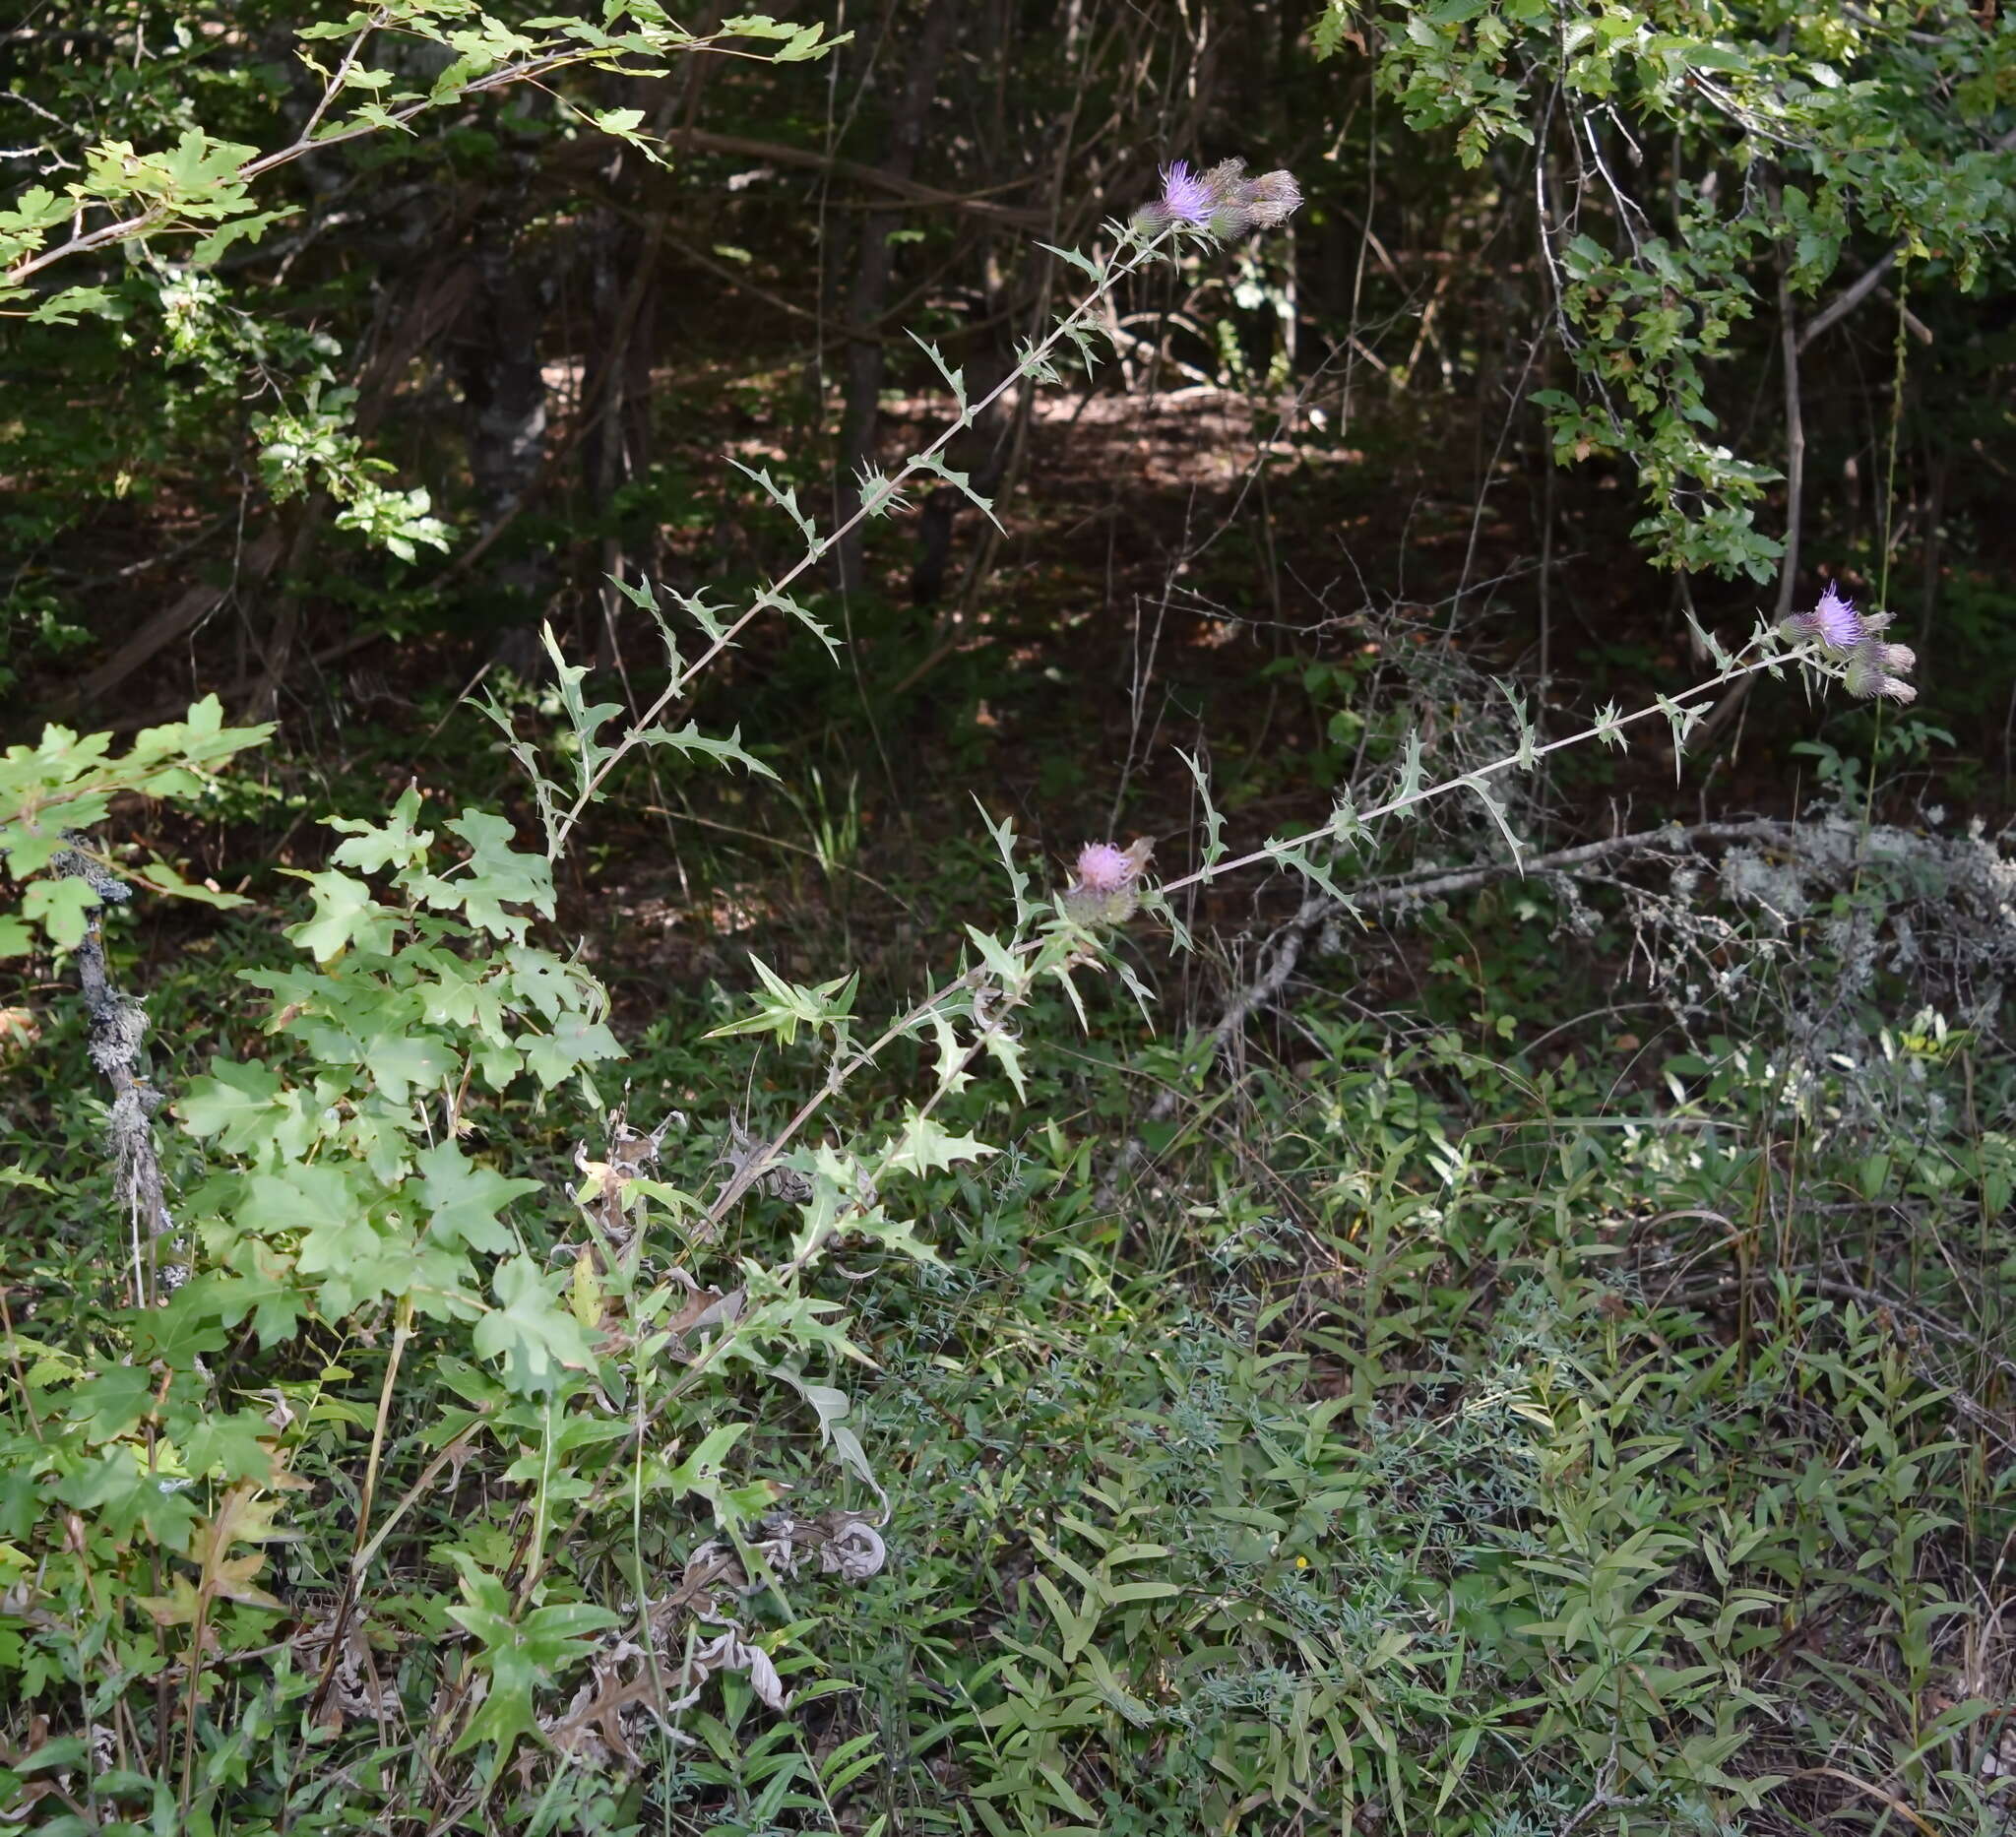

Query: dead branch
(1101, 818), (1801, 1199)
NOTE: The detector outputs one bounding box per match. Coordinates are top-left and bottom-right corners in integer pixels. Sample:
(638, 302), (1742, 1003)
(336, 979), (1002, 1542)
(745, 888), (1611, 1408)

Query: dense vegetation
(4, 3), (2015, 1834)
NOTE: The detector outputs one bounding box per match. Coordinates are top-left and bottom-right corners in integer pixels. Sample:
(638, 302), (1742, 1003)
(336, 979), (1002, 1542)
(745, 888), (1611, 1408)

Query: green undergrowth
(3, 856), (2011, 1835)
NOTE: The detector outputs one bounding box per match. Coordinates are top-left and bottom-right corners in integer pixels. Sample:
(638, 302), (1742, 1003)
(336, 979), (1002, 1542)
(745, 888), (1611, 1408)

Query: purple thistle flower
(1135, 157), (1301, 241)
(1062, 838), (1154, 926)
(1780, 582), (1865, 654)
(1814, 583), (1862, 650)
(1158, 160), (1216, 225)
(1074, 842), (1137, 894)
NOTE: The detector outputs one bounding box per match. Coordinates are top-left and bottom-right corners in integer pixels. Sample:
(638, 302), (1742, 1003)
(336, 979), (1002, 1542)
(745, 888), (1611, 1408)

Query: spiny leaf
(632, 721), (780, 780)
(853, 465), (911, 520)
(1271, 839), (1353, 907)
(727, 457), (818, 546)
(907, 452), (1004, 531)
(753, 588), (840, 659)
(909, 331), (970, 421)
(1036, 240), (1102, 284)
(1397, 728), (1426, 803)
(974, 799), (1036, 924)
(1461, 774), (1524, 865)
(1178, 749), (1227, 877)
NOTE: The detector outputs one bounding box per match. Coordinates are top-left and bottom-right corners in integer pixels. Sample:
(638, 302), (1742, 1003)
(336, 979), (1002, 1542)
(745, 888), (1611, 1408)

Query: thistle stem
(1158, 642), (1806, 900)
(549, 226), (1174, 855)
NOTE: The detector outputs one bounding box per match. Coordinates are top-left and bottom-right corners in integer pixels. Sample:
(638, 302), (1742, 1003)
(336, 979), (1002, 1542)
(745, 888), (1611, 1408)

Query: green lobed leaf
(473, 1254), (598, 1395)
(446, 1553), (619, 1760)
(416, 1141), (538, 1253)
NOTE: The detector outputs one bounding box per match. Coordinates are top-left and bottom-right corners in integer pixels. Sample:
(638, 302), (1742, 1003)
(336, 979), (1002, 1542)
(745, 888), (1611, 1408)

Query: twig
(1700, 238), (1805, 748)
(1557, 1791), (1650, 1837)
(1796, 246), (1899, 351)
(1157, 646), (1802, 902)
(0, 1289), (45, 1443)
(658, 126), (1046, 229)
(1349, 817), (1797, 911)
(297, 13), (381, 148)
(307, 1293), (415, 1727)
(49, 528), (284, 713)
(103, 624), (386, 732)
(1774, 246), (1805, 626)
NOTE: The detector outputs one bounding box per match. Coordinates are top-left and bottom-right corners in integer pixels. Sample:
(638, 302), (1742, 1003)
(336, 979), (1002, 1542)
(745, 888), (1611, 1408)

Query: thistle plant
(1780, 582), (1918, 703)
(1134, 158), (1304, 239)
(500, 158), (1918, 1277)
(474, 144), (1937, 1256)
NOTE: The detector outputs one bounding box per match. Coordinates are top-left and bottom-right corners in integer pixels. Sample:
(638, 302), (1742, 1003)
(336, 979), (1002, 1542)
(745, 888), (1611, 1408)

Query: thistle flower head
(1063, 838), (1153, 926)
(1845, 636), (1919, 703)
(1234, 166), (1303, 229)
(1073, 841), (1137, 894)
(1780, 582), (1865, 654)
(1134, 157), (1302, 240)
(1815, 583), (1862, 650)
(1157, 160), (1215, 225)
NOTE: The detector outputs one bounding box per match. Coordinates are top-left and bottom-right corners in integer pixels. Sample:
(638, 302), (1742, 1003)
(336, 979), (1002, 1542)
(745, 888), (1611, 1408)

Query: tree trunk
(833, 0), (958, 592)
(579, 186), (662, 667)
(450, 197), (556, 667)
